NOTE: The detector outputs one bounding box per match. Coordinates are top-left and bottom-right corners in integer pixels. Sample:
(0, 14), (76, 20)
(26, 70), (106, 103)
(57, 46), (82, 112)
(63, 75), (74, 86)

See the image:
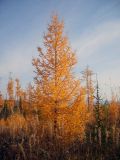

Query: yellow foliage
(0, 114), (27, 135)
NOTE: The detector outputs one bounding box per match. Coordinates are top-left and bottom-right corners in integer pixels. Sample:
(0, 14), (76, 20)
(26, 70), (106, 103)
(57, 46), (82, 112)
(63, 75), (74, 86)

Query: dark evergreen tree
(0, 100), (11, 120)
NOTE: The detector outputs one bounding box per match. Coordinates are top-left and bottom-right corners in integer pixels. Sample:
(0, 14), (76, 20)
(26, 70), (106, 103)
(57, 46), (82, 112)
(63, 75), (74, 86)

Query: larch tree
(108, 94), (119, 144)
(15, 78), (26, 101)
(0, 92), (3, 108)
(15, 78), (21, 100)
(27, 83), (33, 103)
(32, 15), (80, 137)
(82, 66), (94, 111)
(24, 83), (34, 115)
(7, 77), (14, 100)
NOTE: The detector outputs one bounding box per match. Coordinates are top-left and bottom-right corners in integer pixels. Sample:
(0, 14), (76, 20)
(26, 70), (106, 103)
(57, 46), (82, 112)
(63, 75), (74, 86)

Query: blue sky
(0, 0), (120, 99)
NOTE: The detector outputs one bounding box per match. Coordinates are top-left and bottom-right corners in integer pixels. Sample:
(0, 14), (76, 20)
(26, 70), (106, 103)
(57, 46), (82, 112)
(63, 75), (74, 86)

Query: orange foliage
(32, 15), (88, 139)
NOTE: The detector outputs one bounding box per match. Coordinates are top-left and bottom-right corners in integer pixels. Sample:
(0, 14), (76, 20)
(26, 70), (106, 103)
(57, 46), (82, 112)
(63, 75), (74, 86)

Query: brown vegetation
(0, 15), (120, 160)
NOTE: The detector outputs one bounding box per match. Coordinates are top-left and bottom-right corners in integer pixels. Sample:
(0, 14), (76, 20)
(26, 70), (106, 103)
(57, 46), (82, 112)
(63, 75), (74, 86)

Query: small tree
(15, 78), (21, 100)
(82, 66), (94, 111)
(0, 100), (11, 120)
(7, 77), (14, 100)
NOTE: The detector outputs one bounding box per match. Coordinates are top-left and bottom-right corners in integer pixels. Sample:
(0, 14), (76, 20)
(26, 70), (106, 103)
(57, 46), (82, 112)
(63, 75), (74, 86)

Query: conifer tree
(7, 77), (14, 100)
(0, 92), (3, 108)
(0, 100), (11, 120)
(15, 78), (21, 100)
(94, 75), (103, 145)
(27, 83), (33, 105)
(82, 66), (94, 111)
(32, 15), (80, 137)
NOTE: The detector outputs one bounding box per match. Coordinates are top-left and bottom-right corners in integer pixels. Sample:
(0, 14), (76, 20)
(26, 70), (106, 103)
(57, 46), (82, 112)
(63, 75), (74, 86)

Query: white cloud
(98, 66), (120, 99)
(72, 20), (120, 99)
(0, 44), (36, 77)
(0, 47), (34, 94)
(73, 20), (120, 59)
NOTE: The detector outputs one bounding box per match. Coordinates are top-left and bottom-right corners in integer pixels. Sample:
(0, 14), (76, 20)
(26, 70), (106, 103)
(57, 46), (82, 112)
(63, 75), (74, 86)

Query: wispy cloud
(0, 47), (34, 77)
(0, 47), (34, 94)
(98, 66), (120, 99)
(73, 20), (120, 59)
(72, 19), (120, 99)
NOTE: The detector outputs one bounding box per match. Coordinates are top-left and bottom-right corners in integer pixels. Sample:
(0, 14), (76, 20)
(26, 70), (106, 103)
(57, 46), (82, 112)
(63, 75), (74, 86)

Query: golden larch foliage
(32, 15), (88, 138)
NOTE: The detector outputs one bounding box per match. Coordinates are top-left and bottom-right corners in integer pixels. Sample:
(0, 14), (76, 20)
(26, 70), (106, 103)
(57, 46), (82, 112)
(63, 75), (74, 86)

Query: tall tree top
(32, 15), (79, 106)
